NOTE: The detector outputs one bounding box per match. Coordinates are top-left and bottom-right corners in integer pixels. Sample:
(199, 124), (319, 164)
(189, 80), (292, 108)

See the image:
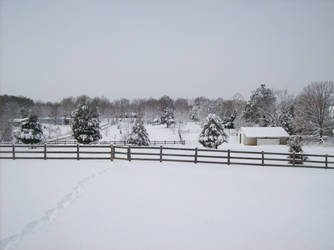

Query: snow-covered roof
(240, 127), (289, 138)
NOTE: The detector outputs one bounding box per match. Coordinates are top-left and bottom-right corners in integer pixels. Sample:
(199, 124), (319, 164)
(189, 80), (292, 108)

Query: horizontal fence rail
(43, 140), (186, 145)
(0, 144), (333, 170)
(0, 140), (186, 146)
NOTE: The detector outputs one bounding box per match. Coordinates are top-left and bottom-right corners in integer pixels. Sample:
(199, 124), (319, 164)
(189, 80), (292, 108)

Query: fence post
(44, 143), (47, 160)
(325, 154), (328, 168)
(127, 146), (131, 161)
(262, 151), (264, 166)
(77, 144), (80, 160)
(227, 149), (230, 166)
(12, 144), (15, 160)
(160, 146), (163, 162)
(292, 152), (295, 166)
(110, 144), (114, 162)
(194, 148), (198, 163)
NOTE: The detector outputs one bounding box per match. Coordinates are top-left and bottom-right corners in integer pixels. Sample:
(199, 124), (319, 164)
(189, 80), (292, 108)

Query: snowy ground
(40, 124), (72, 140)
(29, 121), (334, 159)
(100, 122), (181, 143)
(1, 160), (334, 250)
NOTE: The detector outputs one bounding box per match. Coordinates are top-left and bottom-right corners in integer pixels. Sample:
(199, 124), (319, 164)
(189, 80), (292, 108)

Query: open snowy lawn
(1, 160), (334, 250)
(101, 123), (181, 142)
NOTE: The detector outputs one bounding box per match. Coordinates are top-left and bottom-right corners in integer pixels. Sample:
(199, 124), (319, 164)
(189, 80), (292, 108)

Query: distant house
(238, 127), (289, 145)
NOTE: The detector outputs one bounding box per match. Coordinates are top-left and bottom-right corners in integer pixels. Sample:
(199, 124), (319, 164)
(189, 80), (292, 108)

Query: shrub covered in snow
(71, 102), (101, 144)
(199, 114), (228, 149)
(288, 135), (307, 164)
(15, 114), (44, 144)
(127, 119), (150, 146)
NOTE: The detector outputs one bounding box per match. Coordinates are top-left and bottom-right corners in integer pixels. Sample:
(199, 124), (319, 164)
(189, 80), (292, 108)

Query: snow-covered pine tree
(280, 105), (295, 135)
(71, 102), (101, 144)
(190, 105), (200, 121)
(199, 114), (228, 149)
(287, 136), (307, 164)
(160, 108), (175, 128)
(222, 110), (237, 129)
(15, 114), (44, 144)
(127, 119), (150, 146)
(243, 84), (276, 126)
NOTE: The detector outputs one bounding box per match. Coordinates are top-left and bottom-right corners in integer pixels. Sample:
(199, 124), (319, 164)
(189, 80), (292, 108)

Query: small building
(238, 127), (289, 145)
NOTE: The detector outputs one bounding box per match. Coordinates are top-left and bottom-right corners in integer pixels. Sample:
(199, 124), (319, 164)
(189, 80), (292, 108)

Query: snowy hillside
(1, 160), (334, 250)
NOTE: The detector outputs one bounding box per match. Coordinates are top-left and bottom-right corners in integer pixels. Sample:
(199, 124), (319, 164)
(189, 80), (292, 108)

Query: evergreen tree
(71, 102), (101, 144)
(287, 136), (307, 164)
(160, 108), (175, 128)
(222, 110), (237, 129)
(190, 105), (200, 121)
(280, 105), (295, 135)
(199, 114), (228, 149)
(127, 119), (150, 146)
(243, 84), (276, 126)
(15, 114), (43, 144)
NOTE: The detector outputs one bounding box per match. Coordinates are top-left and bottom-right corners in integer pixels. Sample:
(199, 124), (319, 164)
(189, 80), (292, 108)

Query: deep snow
(1, 160), (334, 250)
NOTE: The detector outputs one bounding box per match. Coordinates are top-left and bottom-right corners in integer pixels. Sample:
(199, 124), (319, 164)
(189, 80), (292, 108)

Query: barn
(238, 127), (289, 146)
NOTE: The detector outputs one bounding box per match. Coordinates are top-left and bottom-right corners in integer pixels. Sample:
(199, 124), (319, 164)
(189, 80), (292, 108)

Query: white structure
(238, 127), (289, 145)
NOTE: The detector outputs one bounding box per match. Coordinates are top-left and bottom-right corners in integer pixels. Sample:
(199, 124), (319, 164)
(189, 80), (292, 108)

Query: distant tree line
(1, 81), (334, 143)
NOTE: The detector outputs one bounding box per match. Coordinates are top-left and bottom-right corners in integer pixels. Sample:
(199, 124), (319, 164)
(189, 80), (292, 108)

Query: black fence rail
(0, 144), (333, 170)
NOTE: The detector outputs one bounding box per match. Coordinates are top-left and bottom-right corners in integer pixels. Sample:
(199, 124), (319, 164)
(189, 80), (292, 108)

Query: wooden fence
(44, 140), (186, 145)
(0, 140), (186, 146)
(0, 144), (333, 170)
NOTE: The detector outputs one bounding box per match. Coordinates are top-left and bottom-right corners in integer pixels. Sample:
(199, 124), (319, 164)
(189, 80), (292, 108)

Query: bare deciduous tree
(295, 81), (334, 142)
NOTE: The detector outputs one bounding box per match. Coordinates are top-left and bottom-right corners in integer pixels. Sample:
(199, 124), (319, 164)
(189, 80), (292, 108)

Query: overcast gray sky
(1, 0), (333, 102)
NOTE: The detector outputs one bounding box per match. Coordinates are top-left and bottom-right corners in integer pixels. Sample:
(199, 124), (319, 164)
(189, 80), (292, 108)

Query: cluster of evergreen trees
(14, 101), (103, 145)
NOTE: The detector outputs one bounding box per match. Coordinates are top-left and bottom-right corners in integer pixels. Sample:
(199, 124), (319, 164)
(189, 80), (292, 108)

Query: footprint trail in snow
(0, 165), (112, 250)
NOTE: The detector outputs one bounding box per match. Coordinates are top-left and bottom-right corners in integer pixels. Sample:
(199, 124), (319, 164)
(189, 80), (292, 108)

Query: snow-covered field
(100, 122), (181, 143)
(2, 121), (334, 249)
(39, 124), (72, 140)
(1, 160), (334, 250)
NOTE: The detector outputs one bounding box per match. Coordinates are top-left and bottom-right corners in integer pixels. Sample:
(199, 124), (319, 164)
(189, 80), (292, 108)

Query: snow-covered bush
(127, 119), (150, 146)
(199, 114), (228, 149)
(287, 136), (307, 164)
(71, 102), (101, 144)
(15, 114), (44, 144)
